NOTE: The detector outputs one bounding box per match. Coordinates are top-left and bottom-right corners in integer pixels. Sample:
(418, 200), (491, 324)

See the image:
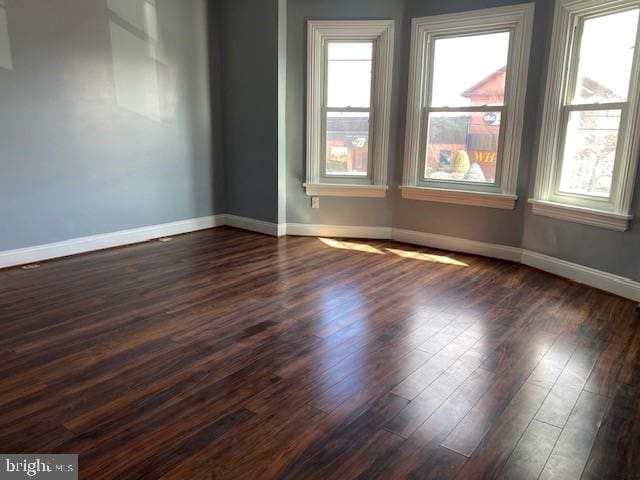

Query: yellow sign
(474, 151), (496, 163)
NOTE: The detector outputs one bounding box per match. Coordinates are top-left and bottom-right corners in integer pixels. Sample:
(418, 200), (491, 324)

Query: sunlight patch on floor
(317, 238), (468, 266)
(386, 248), (468, 266)
(318, 238), (385, 254)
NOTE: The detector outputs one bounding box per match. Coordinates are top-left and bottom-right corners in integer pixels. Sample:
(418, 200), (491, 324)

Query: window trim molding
(303, 183), (388, 198)
(531, 0), (640, 230)
(400, 186), (517, 209)
(401, 3), (535, 209)
(305, 20), (394, 197)
(529, 199), (632, 231)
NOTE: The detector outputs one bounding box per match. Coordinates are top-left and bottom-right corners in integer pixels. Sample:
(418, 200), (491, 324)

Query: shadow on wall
(0, 0), (13, 70)
(107, 0), (177, 122)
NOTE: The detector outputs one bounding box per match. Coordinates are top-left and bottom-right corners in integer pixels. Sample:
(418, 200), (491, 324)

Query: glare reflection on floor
(318, 238), (468, 267)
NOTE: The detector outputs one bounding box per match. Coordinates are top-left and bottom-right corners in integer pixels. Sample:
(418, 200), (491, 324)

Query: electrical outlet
(311, 197), (320, 209)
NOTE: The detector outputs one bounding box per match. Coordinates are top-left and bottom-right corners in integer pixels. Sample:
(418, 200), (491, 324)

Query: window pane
(425, 111), (501, 184)
(559, 109), (621, 198)
(326, 42), (373, 108)
(326, 112), (369, 176)
(572, 9), (639, 104)
(430, 32), (510, 107)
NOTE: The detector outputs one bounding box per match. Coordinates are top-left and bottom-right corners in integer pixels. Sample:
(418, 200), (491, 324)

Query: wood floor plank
(440, 330), (556, 456)
(526, 333), (577, 390)
(310, 346), (432, 413)
(386, 346), (489, 438)
(582, 383), (640, 480)
(535, 342), (599, 427)
(585, 331), (634, 397)
(451, 383), (550, 479)
(390, 321), (487, 401)
(276, 393), (408, 479)
(538, 390), (608, 480)
(361, 368), (497, 479)
(498, 419), (561, 479)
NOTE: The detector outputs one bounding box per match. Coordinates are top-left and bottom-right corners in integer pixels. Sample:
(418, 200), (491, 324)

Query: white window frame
(401, 4), (535, 210)
(531, 0), (640, 231)
(304, 20), (394, 198)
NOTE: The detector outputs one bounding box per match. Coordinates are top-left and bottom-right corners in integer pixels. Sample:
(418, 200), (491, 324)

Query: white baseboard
(285, 224), (520, 261)
(287, 223), (392, 239)
(2, 216), (638, 302)
(392, 228), (522, 262)
(0, 215), (224, 269)
(223, 214), (284, 237)
(0, 214), (284, 270)
(521, 250), (640, 302)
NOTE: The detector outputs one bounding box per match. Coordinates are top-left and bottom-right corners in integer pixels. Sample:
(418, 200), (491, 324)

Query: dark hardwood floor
(0, 227), (638, 479)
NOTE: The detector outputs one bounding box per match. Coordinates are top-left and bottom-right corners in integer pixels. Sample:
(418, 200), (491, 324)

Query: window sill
(528, 199), (632, 232)
(400, 186), (517, 210)
(304, 183), (388, 198)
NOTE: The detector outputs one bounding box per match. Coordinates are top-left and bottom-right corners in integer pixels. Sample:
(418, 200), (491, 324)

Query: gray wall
(521, 200), (640, 281)
(219, 0), (280, 224)
(0, 0), (222, 251)
(392, 0), (553, 248)
(520, 0), (640, 281)
(285, 0), (405, 227)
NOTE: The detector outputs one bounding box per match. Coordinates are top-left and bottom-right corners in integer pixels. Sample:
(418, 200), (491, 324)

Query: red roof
(461, 66), (506, 98)
(460, 65), (618, 101)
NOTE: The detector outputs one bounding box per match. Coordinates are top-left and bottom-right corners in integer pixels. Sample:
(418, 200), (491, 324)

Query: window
(425, 32), (509, 186)
(305, 21), (394, 197)
(531, 0), (640, 231)
(401, 4), (534, 209)
(325, 42), (373, 177)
